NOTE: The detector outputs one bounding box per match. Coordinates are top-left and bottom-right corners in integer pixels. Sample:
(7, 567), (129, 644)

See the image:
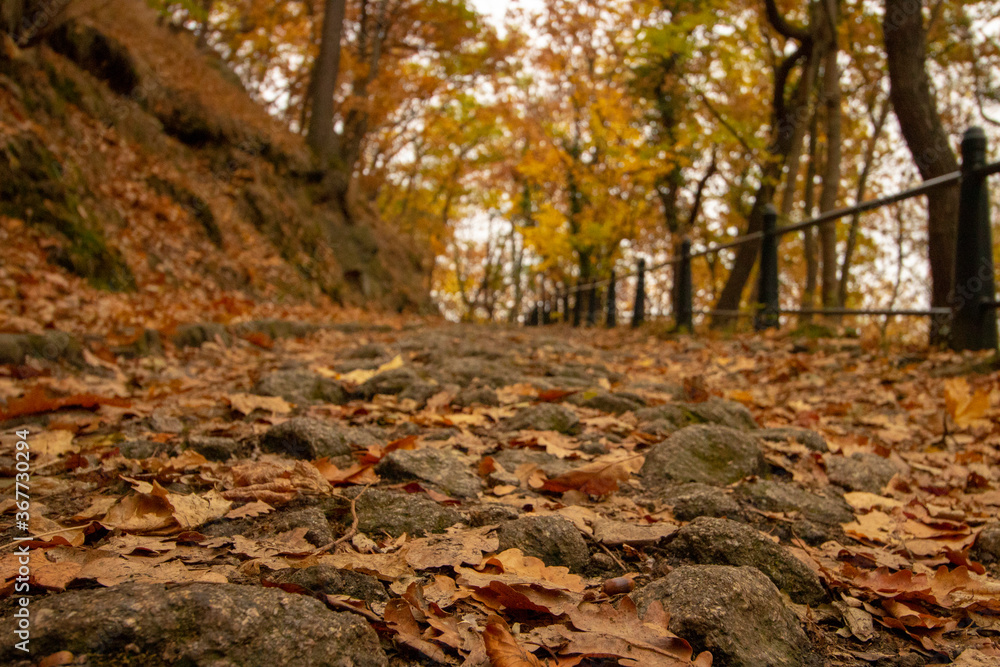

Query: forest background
(132, 0), (1000, 331)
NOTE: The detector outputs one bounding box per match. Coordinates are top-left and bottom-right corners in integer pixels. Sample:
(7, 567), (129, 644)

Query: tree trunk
(818, 3), (842, 310)
(883, 0), (960, 342)
(839, 98), (890, 306)
(307, 0), (347, 162)
(800, 111), (820, 318)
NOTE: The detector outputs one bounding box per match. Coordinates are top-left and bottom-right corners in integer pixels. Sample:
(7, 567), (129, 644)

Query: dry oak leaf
(471, 549), (586, 593)
(404, 525), (499, 570)
(338, 354), (405, 386)
(541, 460), (632, 498)
(227, 392), (292, 415)
(384, 598), (454, 664)
(548, 598), (713, 667)
(32, 430), (76, 457)
(103, 477), (231, 534)
(0, 384), (130, 419)
(484, 615), (549, 667)
(943, 378), (991, 427)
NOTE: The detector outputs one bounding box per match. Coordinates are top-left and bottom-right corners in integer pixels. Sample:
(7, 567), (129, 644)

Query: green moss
(0, 132), (135, 291)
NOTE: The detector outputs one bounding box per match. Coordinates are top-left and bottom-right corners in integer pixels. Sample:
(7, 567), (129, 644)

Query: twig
(313, 482), (373, 555)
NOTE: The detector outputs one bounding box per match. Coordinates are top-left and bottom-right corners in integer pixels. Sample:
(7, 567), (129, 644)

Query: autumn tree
(306, 0), (346, 162)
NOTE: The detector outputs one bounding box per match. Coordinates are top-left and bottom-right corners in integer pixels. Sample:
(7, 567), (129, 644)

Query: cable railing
(524, 126), (1000, 351)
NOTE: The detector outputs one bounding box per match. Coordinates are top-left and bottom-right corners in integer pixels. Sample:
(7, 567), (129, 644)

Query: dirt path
(1, 322), (998, 666)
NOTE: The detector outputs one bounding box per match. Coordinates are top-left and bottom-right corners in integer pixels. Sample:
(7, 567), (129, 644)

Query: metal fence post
(540, 281), (551, 325)
(952, 126), (998, 350)
(572, 282), (582, 327)
(676, 239), (693, 331)
(586, 284), (598, 326)
(632, 259), (646, 327)
(606, 271), (617, 327)
(755, 204), (780, 331)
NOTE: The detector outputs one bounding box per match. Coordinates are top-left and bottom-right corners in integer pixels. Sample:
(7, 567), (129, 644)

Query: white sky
(470, 0), (545, 33)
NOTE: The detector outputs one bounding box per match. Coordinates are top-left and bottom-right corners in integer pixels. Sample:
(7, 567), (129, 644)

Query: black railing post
(587, 284), (598, 326)
(632, 259), (646, 327)
(572, 282), (582, 327)
(755, 204), (780, 331)
(606, 271), (617, 327)
(676, 239), (693, 331)
(952, 126), (998, 350)
(541, 282), (551, 325)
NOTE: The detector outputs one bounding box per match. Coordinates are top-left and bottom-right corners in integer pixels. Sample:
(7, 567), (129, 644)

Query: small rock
(0, 582), (387, 666)
(501, 403), (581, 435)
(683, 398), (758, 430)
(736, 478), (852, 526)
(253, 369), (348, 405)
(343, 489), (462, 538)
(356, 367), (422, 399)
(970, 522), (1000, 572)
(398, 381), (440, 406)
(577, 392), (646, 415)
(259, 417), (357, 461)
(185, 435), (245, 461)
(633, 565), (817, 667)
(667, 483), (743, 522)
(640, 425), (766, 487)
(757, 427), (828, 453)
(663, 516), (827, 605)
(466, 503), (521, 527)
(376, 448), (481, 498)
(343, 343), (391, 359)
(496, 515), (590, 573)
(273, 564), (388, 602)
(172, 322), (231, 348)
(492, 448), (576, 478)
(201, 506), (334, 547)
(452, 386), (500, 408)
(825, 452), (905, 493)
(118, 439), (174, 459)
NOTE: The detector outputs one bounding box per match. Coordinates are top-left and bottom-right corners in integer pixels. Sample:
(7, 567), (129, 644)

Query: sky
(469, 0), (544, 33)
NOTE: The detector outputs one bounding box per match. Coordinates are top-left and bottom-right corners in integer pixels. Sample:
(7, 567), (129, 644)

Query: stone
(640, 425), (767, 487)
(491, 448), (576, 478)
(825, 452), (905, 493)
(970, 522), (1000, 572)
(496, 515), (590, 573)
(335, 489), (462, 538)
(172, 322), (231, 348)
(259, 417), (359, 461)
(398, 381), (440, 406)
(667, 483), (743, 522)
(466, 503), (521, 527)
(185, 435), (245, 461)
(375, 448), (481, 498)
(356, 367), (422, 399)
(577, 392), (646, 415)
(501, 403), (581, 435)
(0, 582), (387, 666)
(663, 517), (827, 605)
(453, 386), (500, 408)
(757, 426), (828, 453)
(201, 506), (334, 547)
(343, 343), (391, 359)
(736, 478), (852, 526)
(118, 439), (175, 459)
(683, 397), (758, 430)
(273, 564), (388, 602)
(633, 565), (817, 667)
(253, 369), (348, 405)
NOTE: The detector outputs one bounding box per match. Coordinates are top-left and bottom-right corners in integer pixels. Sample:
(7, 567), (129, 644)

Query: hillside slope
(0, 0), (432, 337)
